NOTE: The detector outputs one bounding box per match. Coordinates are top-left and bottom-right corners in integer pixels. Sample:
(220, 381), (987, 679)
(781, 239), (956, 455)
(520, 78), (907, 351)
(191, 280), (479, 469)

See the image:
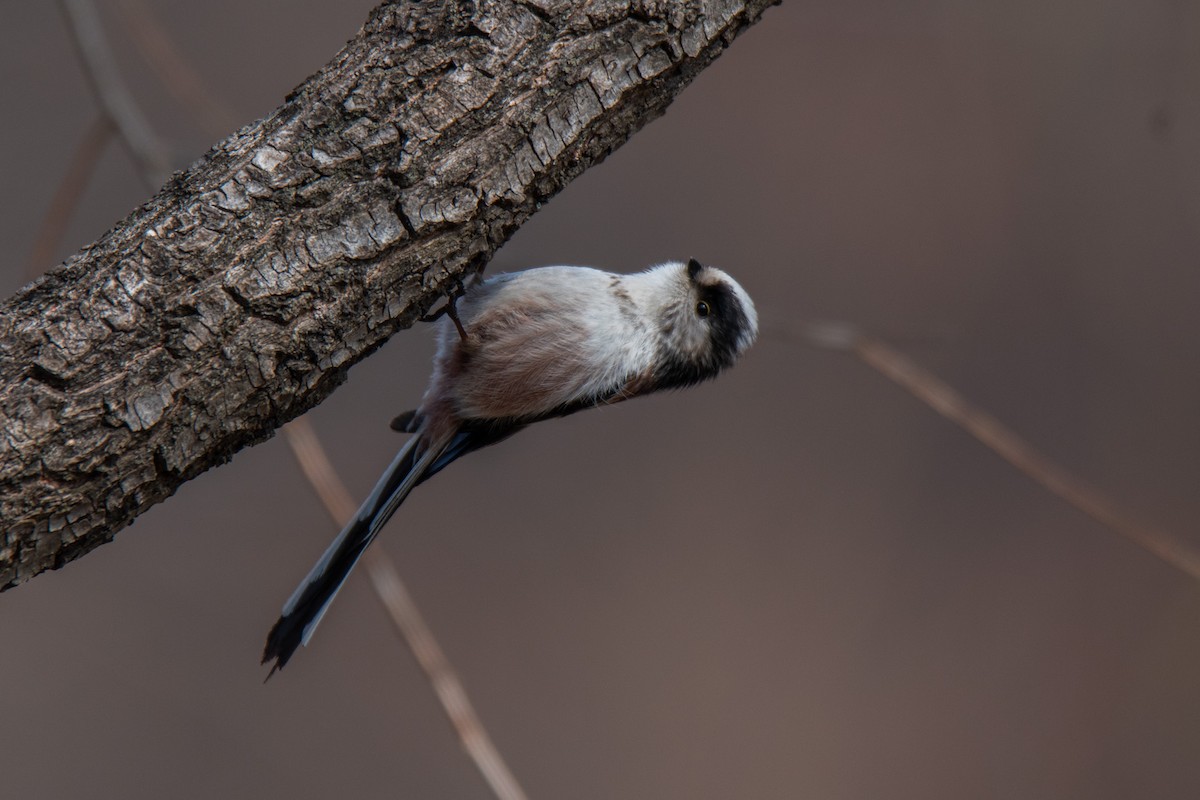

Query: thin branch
(283, 419), (530, 800)
(797, 322), (1200, 581)
(112, 0), (241, 135)
(25, 114), (113, 275)
(50, 7), (530, 796)
(59, 0), (171, 189)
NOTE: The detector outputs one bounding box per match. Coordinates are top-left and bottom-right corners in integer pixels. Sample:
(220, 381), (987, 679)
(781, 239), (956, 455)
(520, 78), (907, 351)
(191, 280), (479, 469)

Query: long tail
(262, 433), (447, 676)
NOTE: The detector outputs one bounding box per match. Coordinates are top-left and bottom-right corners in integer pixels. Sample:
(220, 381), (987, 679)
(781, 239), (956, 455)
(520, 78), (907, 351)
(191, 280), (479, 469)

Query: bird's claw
(420, 279), (469, 342)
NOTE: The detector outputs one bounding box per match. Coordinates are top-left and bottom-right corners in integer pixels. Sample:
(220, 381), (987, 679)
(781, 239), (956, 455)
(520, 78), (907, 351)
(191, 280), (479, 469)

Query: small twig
(283, 419), (530, 800)
(800, 321), (1200, 581)
(112, 0), (241, 135)
(25, 114), (113, 274)
(59, 0), (172, 190)
(363, 554), (528, 800)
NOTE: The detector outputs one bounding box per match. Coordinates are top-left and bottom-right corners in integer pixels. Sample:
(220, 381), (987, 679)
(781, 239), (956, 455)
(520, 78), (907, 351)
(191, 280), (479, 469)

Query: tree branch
(0, 0), (777, 589)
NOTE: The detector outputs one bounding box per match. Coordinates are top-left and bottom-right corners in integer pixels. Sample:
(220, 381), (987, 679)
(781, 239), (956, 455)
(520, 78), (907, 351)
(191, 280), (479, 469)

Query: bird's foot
(420, 279), (469, 342)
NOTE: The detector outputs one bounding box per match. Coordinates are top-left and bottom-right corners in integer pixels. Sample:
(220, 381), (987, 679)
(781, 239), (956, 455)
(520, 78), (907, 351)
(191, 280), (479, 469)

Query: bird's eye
(696, 301), (711, 318)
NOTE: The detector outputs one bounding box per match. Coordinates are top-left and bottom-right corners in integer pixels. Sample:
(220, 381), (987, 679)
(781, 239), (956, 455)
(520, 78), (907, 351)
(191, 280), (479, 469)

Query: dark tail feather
(261, 422), (525, 676)
(262, 435), (441, 675)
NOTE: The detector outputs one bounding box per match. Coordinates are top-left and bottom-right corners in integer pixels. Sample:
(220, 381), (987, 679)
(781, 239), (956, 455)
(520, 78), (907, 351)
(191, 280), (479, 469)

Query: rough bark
(0, 0), (776, 589)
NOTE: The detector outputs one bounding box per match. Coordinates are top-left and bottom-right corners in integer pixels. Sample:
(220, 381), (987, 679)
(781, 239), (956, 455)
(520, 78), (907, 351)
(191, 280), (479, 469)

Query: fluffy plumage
(263, 259), (757, 675)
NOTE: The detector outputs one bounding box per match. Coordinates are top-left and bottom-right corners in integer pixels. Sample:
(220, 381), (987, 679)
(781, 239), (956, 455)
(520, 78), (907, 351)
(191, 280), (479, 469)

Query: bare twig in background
(25, 114), (113, 274)
(113, 0), (241, 135)
(797, 321), (1200, 581)
(43, 5), (530, 798)
(59, 0), (171, 189)
(284, 420), (530, 800)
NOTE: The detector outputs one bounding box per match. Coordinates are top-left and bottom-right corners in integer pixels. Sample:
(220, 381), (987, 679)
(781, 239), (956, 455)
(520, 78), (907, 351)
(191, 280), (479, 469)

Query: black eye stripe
(654, 280), (749, 391)
(696, 282), (747, 367)
(697, 283), (731, 314)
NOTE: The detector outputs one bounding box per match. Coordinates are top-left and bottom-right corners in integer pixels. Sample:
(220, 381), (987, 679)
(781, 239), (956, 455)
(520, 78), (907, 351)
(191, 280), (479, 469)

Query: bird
(262, 258), (758, 675)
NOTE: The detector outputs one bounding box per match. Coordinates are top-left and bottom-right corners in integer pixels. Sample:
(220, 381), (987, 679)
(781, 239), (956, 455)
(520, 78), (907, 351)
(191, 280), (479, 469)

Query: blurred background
(3, 1), (1200, 797)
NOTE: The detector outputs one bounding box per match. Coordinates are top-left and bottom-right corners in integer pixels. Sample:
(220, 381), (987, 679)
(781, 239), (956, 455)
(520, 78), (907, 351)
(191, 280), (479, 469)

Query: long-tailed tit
(263, 258), (758, 674)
